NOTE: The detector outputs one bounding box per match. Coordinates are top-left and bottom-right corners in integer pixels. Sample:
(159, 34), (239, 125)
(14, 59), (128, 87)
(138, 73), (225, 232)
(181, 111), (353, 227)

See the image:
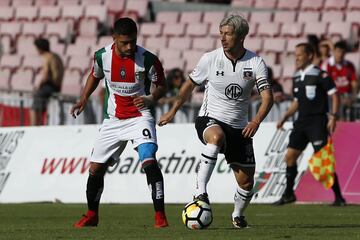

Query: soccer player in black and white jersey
(274, 43), (346, 206)
(158, 14), (274, 228)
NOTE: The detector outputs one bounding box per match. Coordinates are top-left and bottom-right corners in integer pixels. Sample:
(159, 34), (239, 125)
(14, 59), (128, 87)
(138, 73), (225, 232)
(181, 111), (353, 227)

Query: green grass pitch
(0, 203), (359, 240)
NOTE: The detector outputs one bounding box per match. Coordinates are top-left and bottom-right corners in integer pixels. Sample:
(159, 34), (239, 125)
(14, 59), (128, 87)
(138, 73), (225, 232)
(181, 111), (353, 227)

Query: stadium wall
(0, 122), (358, 204)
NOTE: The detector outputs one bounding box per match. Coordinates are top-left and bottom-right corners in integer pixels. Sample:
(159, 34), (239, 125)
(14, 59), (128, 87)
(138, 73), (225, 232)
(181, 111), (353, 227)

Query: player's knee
(239, 181), (254, 191)
(206, 133), (225, 146)
(89, 163), (107, 177)
(138, 143), (158, 167)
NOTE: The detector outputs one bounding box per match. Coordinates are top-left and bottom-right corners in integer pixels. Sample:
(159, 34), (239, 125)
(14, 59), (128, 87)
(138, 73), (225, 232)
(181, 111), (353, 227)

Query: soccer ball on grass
(182, 200), (213, 229)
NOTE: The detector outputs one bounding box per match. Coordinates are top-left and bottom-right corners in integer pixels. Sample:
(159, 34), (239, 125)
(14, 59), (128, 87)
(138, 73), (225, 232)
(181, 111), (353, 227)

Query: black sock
(331, 173), (343, 200)
(143, 163), (165, 212)
(285, 165), (297, 196)
(86, 173), (104, 212)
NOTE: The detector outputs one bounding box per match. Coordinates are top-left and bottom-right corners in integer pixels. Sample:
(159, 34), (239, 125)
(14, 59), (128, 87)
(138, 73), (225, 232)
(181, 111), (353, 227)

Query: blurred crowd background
(0, 0), (359, 126)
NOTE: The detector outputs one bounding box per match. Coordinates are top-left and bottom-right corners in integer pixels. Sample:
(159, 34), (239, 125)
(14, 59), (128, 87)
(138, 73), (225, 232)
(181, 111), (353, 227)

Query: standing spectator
(274, 43), (346, 206)
(158, 68), (185, 106)
(268, 67), (285, 103)
(31, 38), (64, 125)
(319, 39), (333, 70)
(323, 41), (358, 121)
(71, 18), (168, 228)
(158, 14), (274, 228)
(307, 34), (321, 66)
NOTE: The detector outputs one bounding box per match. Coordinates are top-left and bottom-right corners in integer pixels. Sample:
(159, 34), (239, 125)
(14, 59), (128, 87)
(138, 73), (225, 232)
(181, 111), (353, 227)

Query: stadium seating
(15, 6), (39, 22)
(254, 0), (277, 9)
(17, 36), (39, 55)
(22, 55), (42, 74)
(163, 23), (186, 37)
(179, 11), (203, 24)
(297, 11), (321, 23)
(245, 37), (263, 53)
(281, 23), (304, 38)
(168, 37), (192, 50)
(0, 7), (15, 21)
(300, 0), (324, 11)
(192, 37), (216, 51)
(347, 0), (360, 10)
(61, 70), (82, 96)
(231, 0), (254, 8)
(2, 0), (360, 125)
(0, 54), (23, 72)
(140, 23), (163, 37)
(324, 0), (347, 10)
(277, 0), (301, 10)
(0, 69), (11, 90)
(273, 11), (297, 23)
(38, 5), (61, 21)
(10, 68), (34, 92)
(186, 23), (209, 37)
(203, 11), (225, 24)
(35, 0), (57, 5)
(156, 11), (179, 24)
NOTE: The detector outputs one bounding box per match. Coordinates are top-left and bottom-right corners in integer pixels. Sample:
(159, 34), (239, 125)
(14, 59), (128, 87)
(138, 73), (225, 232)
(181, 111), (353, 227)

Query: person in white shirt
(158, 14), (274, 228)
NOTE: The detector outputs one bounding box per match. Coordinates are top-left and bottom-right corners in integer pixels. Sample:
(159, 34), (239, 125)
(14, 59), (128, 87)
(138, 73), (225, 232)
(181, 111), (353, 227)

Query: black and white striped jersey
(189, 48), (270, 128)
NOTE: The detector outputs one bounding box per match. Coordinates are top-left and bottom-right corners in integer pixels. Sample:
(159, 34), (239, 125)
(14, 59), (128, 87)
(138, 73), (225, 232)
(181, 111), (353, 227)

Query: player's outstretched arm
(243, 88), (274, 138)
(158, 79), (196, 126)
(70, 74), (101, 118)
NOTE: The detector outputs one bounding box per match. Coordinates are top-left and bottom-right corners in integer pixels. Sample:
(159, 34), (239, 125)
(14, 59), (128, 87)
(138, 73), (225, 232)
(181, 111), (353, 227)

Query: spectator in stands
(158, 68), (185, 106)
(268, 67), (285, 103)
(158, 14), (274, 229)
(274, 43), (346, 207)
(30, 38), (64, 125)
(71, 17), (168, 229)
(323, 41), (358, 121)
(307, 34), (321, 66)
(319, 39), (333, 70)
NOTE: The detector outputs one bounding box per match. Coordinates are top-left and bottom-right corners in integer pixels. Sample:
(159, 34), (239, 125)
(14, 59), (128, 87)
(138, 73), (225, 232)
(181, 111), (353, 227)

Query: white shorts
(90, 114), (157, 164)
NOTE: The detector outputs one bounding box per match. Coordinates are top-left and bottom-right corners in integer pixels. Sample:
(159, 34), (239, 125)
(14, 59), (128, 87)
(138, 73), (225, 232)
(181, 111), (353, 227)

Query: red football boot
(74, 210), (99, 228)
(154, 211), (169, 228)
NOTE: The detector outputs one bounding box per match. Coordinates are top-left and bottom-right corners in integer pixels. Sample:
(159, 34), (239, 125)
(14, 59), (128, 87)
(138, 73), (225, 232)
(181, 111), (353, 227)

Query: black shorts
(33, 82), (59, 111)
(288, 115), (328, 152)
(195, 116), (255, 167)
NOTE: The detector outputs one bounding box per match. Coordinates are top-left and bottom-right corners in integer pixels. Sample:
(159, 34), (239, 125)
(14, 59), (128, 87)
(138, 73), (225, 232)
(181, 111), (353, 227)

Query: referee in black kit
(274, 43), (346, 206)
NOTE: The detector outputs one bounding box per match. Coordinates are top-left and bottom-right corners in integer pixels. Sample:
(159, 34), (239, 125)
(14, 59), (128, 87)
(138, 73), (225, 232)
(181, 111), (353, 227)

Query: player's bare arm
(158, 79), (196, 126)
(242, 88), (274, 138)
(277, 100), (299, 129)
(328, 92), (340, 134)
(133, 84), (167, 109)
(70, 74), (101, 118)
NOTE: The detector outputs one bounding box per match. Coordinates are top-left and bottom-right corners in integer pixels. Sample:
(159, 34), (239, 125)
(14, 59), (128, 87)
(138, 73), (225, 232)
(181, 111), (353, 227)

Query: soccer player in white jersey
(158, 14), (274, 228)
(71, 18), (168, 228)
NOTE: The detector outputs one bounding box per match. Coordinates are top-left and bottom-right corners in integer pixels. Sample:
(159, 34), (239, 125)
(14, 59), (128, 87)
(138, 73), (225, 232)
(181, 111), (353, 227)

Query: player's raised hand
(158, 111), (175, 126)
(70, 100), (86, 118)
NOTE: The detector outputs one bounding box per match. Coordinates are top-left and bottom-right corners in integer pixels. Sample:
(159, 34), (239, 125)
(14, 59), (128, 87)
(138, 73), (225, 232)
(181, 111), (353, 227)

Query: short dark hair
(34, 38), (50, 52)
(334, 40), (347, 50)
(296, 43), (314, 55)
(113, 17), (137, 36)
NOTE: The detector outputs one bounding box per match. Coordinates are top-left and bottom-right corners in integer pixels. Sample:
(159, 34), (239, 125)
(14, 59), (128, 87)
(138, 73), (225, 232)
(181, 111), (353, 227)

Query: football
(182, 200), (213, 229)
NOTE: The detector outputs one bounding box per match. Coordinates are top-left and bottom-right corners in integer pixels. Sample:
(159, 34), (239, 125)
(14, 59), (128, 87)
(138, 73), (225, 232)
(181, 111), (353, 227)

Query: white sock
(195, 144), (220, 196)
(232, 186), (253, 219)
